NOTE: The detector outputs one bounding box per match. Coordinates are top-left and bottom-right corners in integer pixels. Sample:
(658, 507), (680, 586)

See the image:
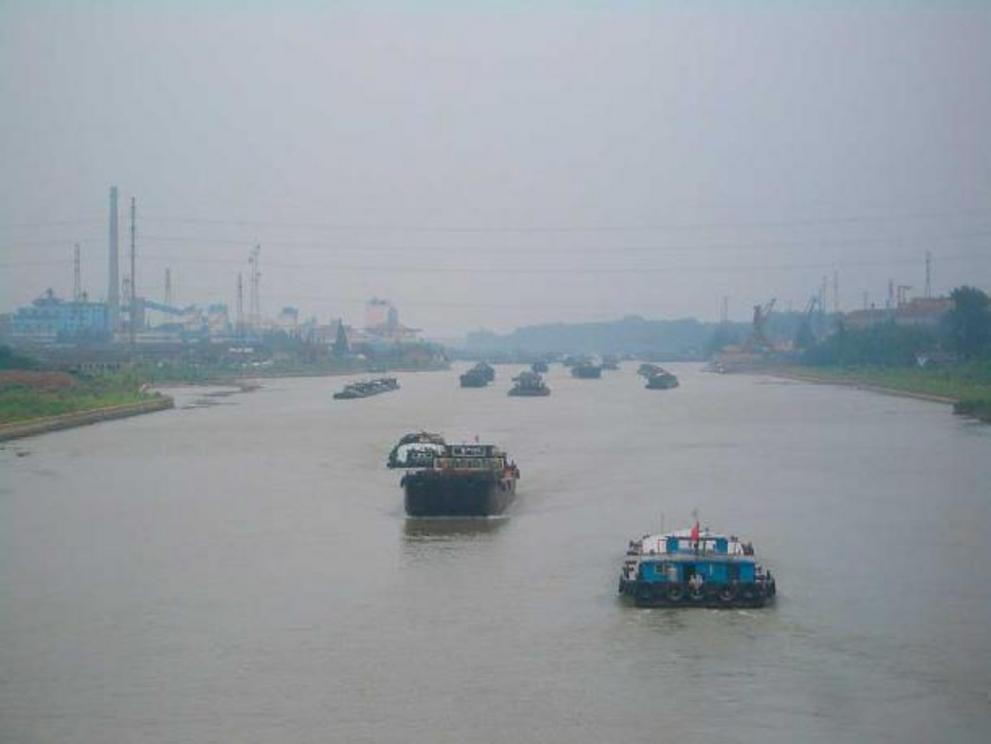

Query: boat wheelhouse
(619, 527), (776, 608)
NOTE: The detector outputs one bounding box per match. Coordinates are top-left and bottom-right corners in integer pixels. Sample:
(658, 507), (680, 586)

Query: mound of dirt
(0, 370), (76, 390)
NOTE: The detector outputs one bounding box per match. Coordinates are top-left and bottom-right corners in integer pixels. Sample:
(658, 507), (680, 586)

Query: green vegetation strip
(0, 371), (157, 425)
(780, 364), (991, 421)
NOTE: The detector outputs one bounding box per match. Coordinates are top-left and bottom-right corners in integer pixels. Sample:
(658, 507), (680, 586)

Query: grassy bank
(0, 371), (155, 425)
(779, 363), (991, 421)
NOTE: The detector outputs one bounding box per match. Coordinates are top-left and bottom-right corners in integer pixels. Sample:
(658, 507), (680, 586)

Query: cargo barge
(619, 524), (776, 608)
(388, 433), (519, 516)
(460, 362), (495, 388)
(508, 370), (550, 396)
(571, 363), (602, 379)
(333, 377), (399, 399)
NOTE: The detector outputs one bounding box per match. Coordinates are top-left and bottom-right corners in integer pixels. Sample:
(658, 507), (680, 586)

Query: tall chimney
(108, 186), (119, 331)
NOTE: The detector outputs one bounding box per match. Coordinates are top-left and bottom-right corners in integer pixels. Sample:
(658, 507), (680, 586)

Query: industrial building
(843, 296), (954, 331)
(9, 290), (109, 341)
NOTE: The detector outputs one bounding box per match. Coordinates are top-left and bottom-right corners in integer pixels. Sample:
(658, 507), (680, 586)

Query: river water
(2, 364), (990, 743)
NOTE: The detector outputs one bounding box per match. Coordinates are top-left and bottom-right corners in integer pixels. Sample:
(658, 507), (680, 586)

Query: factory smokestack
(108, 186), (119, 331)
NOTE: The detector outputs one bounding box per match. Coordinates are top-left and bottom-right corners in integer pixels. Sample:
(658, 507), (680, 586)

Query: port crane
(794, 295), (820, 349)
(744, 298), (776, 352)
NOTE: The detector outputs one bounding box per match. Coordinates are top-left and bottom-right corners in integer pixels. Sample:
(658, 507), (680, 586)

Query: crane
(795, 295), (820, 349)
(744, 298), (776, 352)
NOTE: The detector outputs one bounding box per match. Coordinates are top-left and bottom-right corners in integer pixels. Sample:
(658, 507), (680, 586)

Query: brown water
(2, 364), (990, 743)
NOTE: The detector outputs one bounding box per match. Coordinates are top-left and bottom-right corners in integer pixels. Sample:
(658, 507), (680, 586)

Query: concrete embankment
(0, 395), (174, 442)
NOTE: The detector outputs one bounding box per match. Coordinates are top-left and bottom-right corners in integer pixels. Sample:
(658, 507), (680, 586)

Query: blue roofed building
(10, 289), (109, 342)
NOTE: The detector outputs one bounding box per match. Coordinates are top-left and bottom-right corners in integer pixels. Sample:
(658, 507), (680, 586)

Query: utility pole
(897, 285), (913, 308)
(925, 251), (932, 298)
(832, 269), (839, 314)
(129, 197), (137, 344)
(886, 279), (894, 310)
(248, 244), (261, 329)
(108, 186), (119, 332)
(236, 272), (244, 339)
(73, 243), (82, 301)
(164, 268), (173, 307)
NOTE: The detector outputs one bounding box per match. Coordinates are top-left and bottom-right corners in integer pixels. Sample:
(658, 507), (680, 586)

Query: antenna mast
(108, 186), (119, 331)
(73, 243), (81, 301)
(925, 251), (932, 298)
(129, 197), (137, 343)
(236, 272), (244, 338)
(248, 244), (261, 329)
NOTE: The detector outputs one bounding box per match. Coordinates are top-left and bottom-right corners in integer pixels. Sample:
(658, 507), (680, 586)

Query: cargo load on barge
(571, 362), (602, 379)
(508, 370), (550, 396)
(460, 362), (495, 388)
(638, 364), (679, 389)
(619, 524), (776, 608)
(333, 377), (399, 399)
(387, 432), (519, 516)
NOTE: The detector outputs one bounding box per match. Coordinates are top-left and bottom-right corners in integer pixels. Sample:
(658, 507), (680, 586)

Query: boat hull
(403, 471), (516, 516)
(508, 388), (550, 396)
(619, 579), (775, 608)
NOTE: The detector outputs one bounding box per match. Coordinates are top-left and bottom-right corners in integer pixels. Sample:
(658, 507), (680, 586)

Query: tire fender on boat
(719, 582), (739, 604)
(666, 584), (684, 603)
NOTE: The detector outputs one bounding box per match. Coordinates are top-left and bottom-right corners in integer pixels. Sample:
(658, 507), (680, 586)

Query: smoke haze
(2, 1), (989, 335)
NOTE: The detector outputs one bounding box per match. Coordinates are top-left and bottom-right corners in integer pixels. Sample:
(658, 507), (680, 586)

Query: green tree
(333, 322), (350, 356)
(794, 319), (816, 350)
(947, 286), (990, 358)
(705, 323), (742, 358)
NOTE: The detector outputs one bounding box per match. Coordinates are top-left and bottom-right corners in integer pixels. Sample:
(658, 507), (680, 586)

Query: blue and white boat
(618, 525), (777, 607)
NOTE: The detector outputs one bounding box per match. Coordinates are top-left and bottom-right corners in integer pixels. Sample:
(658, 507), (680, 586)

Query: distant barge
(619, 525), (776, 608)
(638, 364), (679, 389)
(333, 377), (399, 399)
(571, 363), (602, 379)
(388, 432), (519, 516)
(460, 362), (495, 388)
(508, 370), (550, 396)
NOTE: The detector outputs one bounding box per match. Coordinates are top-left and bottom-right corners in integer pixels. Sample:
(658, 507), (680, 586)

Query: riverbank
(0, 395), (174, 442)
(768, 365), (991, 421)
(142, 359), (450, 386)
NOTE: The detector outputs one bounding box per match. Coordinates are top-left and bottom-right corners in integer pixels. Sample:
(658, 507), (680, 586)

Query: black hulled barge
(460, 362), (495, 388)
(388, 433), (519, 516)
(508, 370), (550, 396)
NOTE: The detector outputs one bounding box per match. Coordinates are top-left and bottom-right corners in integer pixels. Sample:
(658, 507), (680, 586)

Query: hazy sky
(2, 1), (989, 336)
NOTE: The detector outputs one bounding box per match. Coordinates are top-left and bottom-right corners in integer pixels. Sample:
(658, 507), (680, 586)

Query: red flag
(690, 522), (700, 542)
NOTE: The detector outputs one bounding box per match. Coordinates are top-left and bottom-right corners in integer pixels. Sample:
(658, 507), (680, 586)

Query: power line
(121, 251), (991, 276)
(91, 227), (991, 256)
(133, 205), (991, 233)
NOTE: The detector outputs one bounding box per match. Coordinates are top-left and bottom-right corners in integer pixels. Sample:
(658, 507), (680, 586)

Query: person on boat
(689, 572), (704, 594)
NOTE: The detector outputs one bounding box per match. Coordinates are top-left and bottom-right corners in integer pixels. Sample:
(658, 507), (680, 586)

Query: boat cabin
(435, 444), (506, 471)
(638, 557), (757, 585)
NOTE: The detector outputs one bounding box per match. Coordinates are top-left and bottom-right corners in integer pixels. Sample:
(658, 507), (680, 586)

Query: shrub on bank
(0, 371), (151, 425)
(953, 398), (991, 422)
